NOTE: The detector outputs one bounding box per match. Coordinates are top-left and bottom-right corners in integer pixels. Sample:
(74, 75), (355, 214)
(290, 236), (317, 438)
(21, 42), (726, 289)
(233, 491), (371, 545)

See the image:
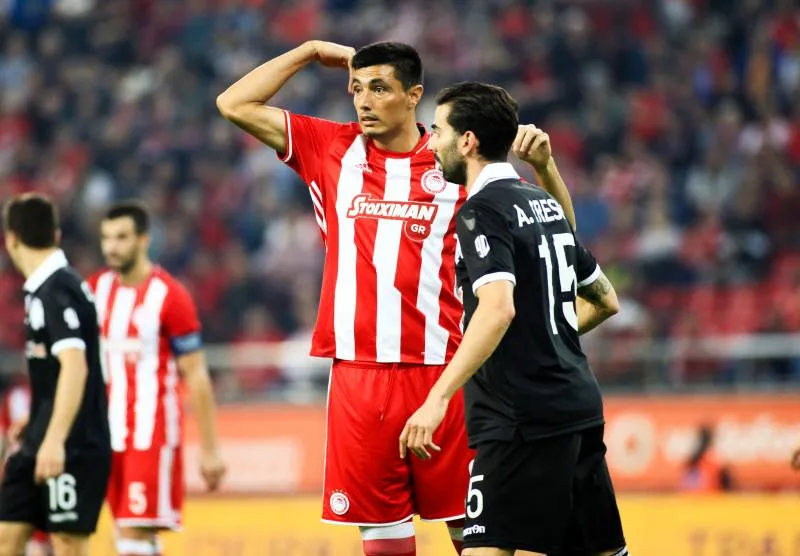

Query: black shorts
(462, 425), (625, 555)
(0, 451), (111, 534)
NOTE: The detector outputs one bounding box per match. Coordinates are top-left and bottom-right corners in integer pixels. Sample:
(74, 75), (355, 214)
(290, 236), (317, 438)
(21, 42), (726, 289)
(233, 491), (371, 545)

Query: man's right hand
(311, 41), (356, 70)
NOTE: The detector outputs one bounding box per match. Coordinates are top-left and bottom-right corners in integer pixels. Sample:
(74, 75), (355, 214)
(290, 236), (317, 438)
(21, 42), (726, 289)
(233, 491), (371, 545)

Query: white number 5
(466, 474), (485, 519)
(538, 233), (578, 334)
(128, 481), (147, 515)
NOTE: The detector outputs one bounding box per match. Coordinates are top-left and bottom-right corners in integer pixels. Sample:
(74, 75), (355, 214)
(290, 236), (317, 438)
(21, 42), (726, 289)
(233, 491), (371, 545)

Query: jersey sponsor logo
(463, 524), (486, 536)
(421, 168), (447, 195)
(346, 194), (439, 241)
(474, 235), (490, 258)
(329, 490), (350, 516)
(63, 308), (80, 330)
(26, 341), (47, 359)
(103, 338), (144, 363)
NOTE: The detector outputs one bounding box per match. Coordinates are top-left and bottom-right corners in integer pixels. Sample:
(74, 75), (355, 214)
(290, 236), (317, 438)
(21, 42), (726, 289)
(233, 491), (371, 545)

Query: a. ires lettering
(515, 198), (565, 227)
(347, 194), (439, 241)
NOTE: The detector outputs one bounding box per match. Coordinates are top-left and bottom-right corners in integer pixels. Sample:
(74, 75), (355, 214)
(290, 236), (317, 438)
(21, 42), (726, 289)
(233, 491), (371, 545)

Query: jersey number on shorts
(538, 233), (578, 334)
(46, 474), (77, 512)
(466, 474), (485, 519)
(128, 481), (147, 515)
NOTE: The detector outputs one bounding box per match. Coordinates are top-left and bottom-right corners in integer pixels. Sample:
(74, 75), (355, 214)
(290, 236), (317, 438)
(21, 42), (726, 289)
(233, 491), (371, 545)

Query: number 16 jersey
(454, 163), (605, 447)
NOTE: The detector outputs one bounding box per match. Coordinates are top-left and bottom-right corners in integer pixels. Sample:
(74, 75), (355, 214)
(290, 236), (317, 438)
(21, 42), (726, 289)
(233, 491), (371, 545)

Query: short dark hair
(3, 194), (59, 248)
(104, 201), (150, 234)
(436, 82), (519, 162)
(351, 42), (423, 90)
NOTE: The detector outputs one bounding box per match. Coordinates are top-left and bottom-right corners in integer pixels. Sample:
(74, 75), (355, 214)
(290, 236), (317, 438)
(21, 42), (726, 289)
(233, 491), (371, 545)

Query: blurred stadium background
(1, 0), (799, 553)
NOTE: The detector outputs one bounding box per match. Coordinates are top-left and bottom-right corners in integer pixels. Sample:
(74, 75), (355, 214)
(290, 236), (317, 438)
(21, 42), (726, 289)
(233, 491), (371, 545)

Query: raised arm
(216, 40), (355, 152)
(512, 125), (577, 231)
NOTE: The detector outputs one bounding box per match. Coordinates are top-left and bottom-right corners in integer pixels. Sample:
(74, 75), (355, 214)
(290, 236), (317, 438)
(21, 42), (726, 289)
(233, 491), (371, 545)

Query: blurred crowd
(0, 0), (799, 395)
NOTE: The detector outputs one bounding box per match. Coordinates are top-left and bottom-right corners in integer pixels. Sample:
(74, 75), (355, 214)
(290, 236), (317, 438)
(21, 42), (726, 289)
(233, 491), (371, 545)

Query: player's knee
(359, 522), (416, 556)
(48, 533), (88, 556)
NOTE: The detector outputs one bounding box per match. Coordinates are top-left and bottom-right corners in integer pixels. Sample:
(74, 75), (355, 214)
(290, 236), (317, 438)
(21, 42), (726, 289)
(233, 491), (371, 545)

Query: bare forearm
(186, 369), (220, 453)
(217, 41), (318, 109)
(45, 362), (87, 444)
(429, 306), (512, 402)
(534, 157), (576, 231)
(576, 297), (614, 335)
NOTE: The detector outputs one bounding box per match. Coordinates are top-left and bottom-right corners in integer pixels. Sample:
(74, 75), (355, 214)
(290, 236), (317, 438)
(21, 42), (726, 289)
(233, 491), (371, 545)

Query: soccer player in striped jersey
(88, 202), (226, 556)
(217, 41), (577, 556)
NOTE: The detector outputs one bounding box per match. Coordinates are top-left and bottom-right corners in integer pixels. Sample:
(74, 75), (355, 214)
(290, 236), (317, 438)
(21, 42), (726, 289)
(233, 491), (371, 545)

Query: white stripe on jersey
(108, 287), (137, 452)
(93, 272), (115, 326)
(333, 137), (368, 360)
(133, 278), (168, 451)
(373, 157), (412, 362)
(417, 180), (460, 364)
(309, 180), (328, 236)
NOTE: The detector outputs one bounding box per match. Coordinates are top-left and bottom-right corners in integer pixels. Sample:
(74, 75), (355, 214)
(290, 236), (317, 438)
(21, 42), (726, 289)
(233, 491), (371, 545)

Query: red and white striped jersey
(88, 268), (202, 453)
(279, 112), (466, 364)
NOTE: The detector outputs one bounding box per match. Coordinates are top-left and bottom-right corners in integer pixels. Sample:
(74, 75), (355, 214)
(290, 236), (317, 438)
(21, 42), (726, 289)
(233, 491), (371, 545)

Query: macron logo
(463, 525), (486, 536)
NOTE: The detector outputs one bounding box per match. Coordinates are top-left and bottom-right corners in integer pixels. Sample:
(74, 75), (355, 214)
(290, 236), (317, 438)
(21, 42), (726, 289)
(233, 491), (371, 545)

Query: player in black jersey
(399, 83), (627, 556)
(0, 194), (110, 556)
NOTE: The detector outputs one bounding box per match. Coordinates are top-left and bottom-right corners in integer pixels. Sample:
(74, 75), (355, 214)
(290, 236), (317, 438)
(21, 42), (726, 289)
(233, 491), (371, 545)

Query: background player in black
(399, 83), (626, 556)
(0, 194), (110, 556)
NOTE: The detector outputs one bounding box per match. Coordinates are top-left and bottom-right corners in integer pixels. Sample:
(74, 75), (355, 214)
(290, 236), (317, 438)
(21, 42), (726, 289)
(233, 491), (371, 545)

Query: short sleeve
(575, 239), (601, 287)
(455, 202), (516, 295)
(44, 290), (87, 356)
(277, 111), (348, 185)
(161, 282), (203, 356)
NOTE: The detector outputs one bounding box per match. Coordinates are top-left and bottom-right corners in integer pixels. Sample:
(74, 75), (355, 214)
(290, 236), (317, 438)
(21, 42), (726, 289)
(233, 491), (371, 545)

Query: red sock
(362, 536), (416, 556)
(446, 519), (465, 554)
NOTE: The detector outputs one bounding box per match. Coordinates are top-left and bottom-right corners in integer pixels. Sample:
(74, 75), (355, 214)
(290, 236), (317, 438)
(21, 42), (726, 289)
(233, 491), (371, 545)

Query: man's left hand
(35, 438), (65, 484)
(399, 396), (448, 460)
(512, 124), (552, 171)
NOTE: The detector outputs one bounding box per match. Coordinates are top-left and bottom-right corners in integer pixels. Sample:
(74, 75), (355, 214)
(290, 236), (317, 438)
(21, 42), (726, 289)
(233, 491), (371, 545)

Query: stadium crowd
(1, 0), (799, 394)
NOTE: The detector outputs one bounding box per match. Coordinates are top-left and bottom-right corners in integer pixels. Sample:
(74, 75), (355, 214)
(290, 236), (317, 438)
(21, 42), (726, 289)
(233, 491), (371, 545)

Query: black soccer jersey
(455, 163), (604, 446)
(22, 250), (110, 456)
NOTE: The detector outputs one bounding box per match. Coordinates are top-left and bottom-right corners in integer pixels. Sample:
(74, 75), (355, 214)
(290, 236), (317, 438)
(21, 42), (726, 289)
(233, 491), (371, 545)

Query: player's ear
(460, 131), (478, 156)
(407, 84), (423, 109)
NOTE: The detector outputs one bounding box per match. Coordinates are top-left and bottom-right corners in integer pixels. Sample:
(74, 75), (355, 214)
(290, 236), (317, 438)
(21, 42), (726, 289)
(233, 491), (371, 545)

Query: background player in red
(217, 41), (576, 556)
(0, 379), (51, 556)
(88, 203), (226, 556)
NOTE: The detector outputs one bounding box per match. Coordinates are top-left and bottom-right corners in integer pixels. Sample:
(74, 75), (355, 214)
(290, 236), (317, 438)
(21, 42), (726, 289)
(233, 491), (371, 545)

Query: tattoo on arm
(578, 273), (612, 306)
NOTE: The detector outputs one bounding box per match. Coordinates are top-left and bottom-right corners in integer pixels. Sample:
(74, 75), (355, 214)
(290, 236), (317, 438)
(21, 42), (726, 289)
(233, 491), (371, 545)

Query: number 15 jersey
(454, 163), (605, 447)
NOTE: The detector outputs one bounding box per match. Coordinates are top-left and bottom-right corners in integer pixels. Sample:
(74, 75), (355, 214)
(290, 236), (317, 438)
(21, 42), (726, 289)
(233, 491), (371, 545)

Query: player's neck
(464, 159), (492, 196)
(118, 259), (153, 287)
(371, 120), (422, 153)
(20, 247), (60, 280)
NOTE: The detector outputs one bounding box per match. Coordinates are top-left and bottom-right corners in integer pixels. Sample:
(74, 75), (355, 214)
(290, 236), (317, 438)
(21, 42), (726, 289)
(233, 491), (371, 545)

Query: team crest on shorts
(329, 491), (350, 516)
(421, 169), (447, 195)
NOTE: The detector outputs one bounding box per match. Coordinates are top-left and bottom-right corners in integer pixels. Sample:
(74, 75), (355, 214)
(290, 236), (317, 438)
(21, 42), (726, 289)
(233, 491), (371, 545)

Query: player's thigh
(560, 427), (626, 555)
(48, 533), (88, 556)
(462, 434), (581, 555)
(461, 548), (517, 556)
(0, 522), (33, 556)
(410, 388), (474, 521)
(44, 453), (110, 537)
(323, 362), (413, 524)
(112, 447), (181, 530)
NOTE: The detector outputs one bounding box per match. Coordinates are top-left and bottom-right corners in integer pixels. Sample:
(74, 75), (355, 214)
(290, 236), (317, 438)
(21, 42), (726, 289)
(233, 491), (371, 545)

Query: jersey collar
(23, 249), (69, 293)
(468, 162), (520, 199)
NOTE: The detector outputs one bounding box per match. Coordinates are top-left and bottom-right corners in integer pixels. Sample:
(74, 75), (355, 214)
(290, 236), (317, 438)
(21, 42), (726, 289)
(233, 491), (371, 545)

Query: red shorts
(107, 445), (183, 530)
(322, 360), (474, 525)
